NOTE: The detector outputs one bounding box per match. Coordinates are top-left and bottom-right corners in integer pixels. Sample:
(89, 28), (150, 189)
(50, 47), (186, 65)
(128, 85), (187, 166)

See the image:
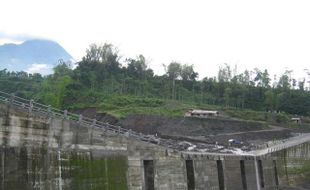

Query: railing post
(74, 114), (83, 148)
(29, 99), (34, 114)
(79, 114), (83, 123)
(63, 110), (68, 119)
(92, 119), (97, 127)
(47, 105), (52, 116)
(90, 119), (96, 145)
(9, 93), (15, 105)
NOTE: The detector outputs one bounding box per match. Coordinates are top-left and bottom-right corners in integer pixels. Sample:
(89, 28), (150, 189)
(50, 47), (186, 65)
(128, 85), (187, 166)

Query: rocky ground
(118, 115), (306, 151)
(71, 108), (310, 153)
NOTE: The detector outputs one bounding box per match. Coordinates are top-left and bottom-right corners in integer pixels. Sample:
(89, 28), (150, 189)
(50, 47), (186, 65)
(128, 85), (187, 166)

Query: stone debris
(157, 139), (245, 154)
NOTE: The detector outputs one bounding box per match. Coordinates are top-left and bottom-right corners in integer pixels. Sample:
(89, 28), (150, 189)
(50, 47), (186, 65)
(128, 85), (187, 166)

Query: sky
(1, 0), (310, 80)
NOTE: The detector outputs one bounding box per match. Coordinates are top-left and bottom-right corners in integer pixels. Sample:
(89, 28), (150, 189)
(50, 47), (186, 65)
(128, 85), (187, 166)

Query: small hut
(291, 117), (301, 124)
(185, 109), (219, 118)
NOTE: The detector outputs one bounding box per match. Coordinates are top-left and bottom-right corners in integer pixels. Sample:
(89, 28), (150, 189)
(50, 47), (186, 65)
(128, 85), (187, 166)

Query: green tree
(218, 63), (232, 82)
(126, 55), (150, 79)
(224, 87), (232, 106)
(180, 64), (198, 81)
(277, 70), (292, 90)
(298, 79), (305, 91)
(75, 43), (121, 88)
(261, 69), (271, 88)
(164, 62), (182, 99)
(53, 60), (73, 78)
(264, 90), (276, 111)
(254, 68), (263, 87)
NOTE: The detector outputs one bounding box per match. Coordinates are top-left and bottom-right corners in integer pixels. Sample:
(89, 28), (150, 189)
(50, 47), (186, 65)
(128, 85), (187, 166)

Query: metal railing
(4, 90), (307, 156)
(0, 90), (175, 149)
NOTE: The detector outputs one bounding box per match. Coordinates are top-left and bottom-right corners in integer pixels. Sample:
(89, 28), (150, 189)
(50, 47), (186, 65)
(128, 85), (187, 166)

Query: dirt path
(206, 125), (285, 136)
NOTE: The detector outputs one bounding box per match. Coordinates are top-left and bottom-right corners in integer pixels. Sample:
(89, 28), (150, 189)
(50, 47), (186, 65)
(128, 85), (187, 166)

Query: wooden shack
(185, 109), (219, 118)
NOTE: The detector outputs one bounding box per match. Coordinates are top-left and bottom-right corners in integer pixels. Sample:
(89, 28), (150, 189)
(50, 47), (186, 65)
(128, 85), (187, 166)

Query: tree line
(1, 43), (310, 116)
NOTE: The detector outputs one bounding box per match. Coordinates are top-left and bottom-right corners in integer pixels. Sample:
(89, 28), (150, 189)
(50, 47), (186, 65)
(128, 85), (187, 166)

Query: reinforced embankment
(0, 93), (309, 190)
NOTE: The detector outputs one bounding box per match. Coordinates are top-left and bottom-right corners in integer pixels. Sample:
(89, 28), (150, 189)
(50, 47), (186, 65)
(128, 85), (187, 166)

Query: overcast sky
(1, 0), (310, 80)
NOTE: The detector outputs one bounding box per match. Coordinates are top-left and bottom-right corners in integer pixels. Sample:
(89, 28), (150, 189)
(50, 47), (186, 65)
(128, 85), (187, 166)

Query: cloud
(26, 63), (53, 75)
(0, 31), (46, 44)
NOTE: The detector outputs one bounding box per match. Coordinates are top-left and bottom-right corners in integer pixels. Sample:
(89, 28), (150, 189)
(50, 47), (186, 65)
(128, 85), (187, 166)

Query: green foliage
(126, 55), (153, 80)
(277, 70), (292, 89)
(218, 63), (232, 82)
(224, 108), (293, 124)
(165, 62), (182, 80)
(0, 69), (42, 97)
(38, 74), (73, 108)
(224, 109), (273, 122)
(181, 64), (198, 81)
(275, 112), (290, 123)
(99, 95), (189, 118)
(264, 90), (277, 111)
(1, 43), (310, 122)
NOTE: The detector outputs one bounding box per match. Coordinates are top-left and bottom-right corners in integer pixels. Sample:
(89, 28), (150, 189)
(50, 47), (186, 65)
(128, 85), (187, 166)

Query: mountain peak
(0, 39), (72, 75)
(21, 39), (60, 46)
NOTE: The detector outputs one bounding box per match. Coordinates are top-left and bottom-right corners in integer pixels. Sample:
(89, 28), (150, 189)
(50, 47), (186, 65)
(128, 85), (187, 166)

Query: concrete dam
(0, 91), (309, 190)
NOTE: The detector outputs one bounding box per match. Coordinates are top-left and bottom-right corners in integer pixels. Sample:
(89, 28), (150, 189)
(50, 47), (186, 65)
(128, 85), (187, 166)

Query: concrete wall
(0, 103), (310, 190)
(244, 159), (259, 190)
(224, 159), (243, 190)
(270, 142), (310, 189)
(0, 103), (130, 190)
(194, 159), (219, 190)
(262, 160), (278, 190)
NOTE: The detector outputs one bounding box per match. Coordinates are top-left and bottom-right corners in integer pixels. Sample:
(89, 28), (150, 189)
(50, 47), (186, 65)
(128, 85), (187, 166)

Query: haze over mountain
(0, 39), (72, 75)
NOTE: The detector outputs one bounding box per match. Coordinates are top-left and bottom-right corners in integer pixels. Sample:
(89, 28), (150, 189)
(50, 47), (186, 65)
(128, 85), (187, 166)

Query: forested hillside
(1, 43), (310, 118)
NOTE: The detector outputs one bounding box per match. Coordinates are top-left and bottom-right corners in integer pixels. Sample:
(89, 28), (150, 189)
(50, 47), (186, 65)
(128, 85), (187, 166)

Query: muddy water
(0, 147), (128, 190)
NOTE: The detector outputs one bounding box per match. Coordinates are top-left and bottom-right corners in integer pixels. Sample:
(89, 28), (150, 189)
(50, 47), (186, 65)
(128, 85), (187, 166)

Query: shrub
(275, 113), (289, 123)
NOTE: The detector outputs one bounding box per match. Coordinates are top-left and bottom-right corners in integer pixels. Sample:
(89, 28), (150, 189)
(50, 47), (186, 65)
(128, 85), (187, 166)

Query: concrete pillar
(0, 146), (5, 190)
(89, 119), (96, 145)
(273, 160), (279, 188)
(217, 159), (225, 190)
(194, 159), (220, 190)
(127, 157), (144, 190)
(254, 157), (263, 190)
(262, 159), (277, 190)
(25, 107), (34, 148)
(245, 159), (259, 190)
(74, 115), (83, 147)
(3, 94), (12, 130)
(224, 159), (243, 190)
(155, 157), (187, 190)
(278, 149), (289, 187)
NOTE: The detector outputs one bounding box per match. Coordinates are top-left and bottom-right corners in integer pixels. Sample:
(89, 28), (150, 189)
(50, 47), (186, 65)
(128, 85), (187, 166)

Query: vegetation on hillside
(1, 43), (310, 121)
